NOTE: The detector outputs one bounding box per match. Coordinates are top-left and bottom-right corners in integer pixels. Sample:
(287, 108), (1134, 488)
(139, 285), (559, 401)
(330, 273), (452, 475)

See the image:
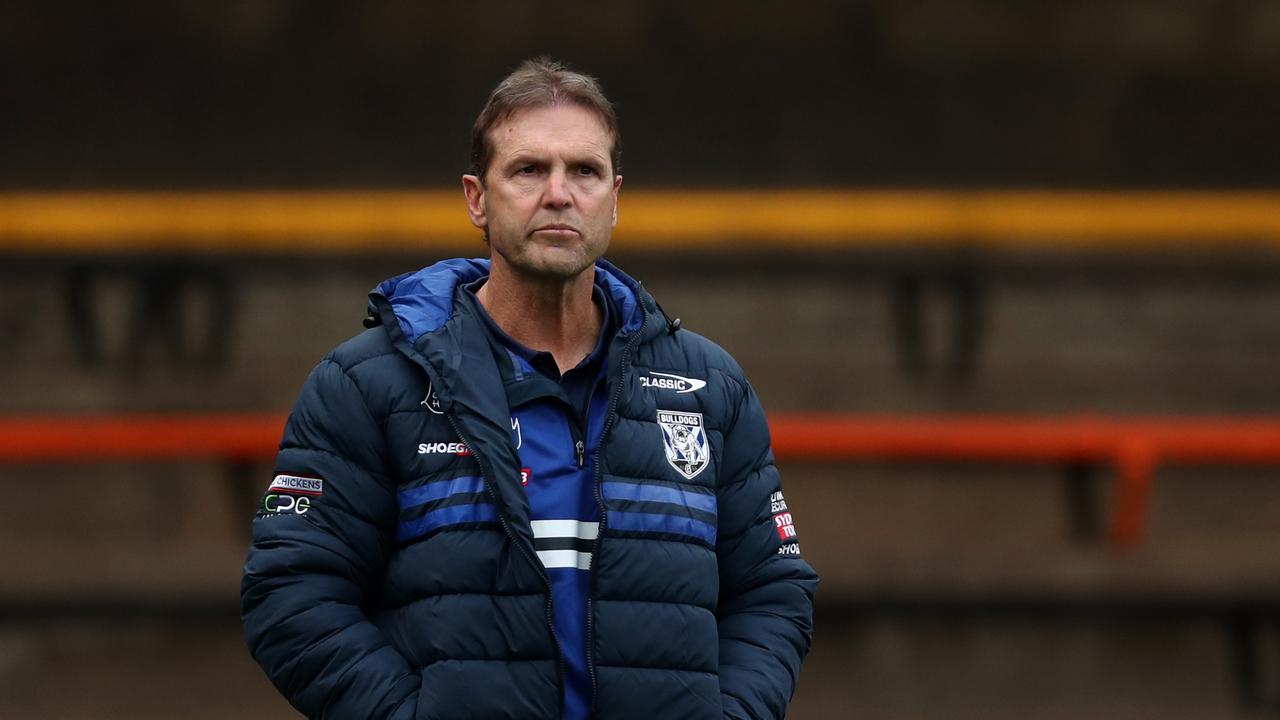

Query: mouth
(532, 224), (581, 236)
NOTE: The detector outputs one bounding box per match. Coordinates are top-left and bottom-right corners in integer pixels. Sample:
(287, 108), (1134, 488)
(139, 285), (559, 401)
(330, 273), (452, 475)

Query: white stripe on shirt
(530, 520), (599, 541)
(536, 549), (594, 571)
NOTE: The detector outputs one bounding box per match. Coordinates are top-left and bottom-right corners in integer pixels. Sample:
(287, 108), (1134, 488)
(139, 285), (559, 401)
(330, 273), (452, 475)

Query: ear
(462, 174), (487, 229)
(611, 174), (623, 227)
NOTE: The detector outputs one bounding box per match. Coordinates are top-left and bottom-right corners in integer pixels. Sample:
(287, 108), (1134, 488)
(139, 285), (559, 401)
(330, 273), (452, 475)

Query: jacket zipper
(567, 414), (586, 469)
(444, 412), (566, 715)
(586, 298), (647, 710)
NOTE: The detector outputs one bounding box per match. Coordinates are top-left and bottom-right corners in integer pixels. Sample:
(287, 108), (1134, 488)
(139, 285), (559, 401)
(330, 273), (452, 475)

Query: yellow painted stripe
(1, 189), (1279, 253)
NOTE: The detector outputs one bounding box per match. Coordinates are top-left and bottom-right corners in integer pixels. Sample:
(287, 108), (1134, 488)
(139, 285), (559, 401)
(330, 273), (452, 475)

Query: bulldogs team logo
(657, 410), (710, 479)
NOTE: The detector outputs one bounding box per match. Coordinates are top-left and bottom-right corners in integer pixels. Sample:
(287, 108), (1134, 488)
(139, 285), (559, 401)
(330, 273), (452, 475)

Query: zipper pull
(575, 439), (585, 468)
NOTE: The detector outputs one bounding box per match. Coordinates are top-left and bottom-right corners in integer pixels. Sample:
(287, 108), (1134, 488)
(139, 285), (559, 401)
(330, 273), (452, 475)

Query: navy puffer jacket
(242, 259), (818, 719)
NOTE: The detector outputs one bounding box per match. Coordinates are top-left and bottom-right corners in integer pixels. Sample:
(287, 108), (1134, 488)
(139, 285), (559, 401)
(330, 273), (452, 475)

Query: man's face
(463, 104), (622, 282)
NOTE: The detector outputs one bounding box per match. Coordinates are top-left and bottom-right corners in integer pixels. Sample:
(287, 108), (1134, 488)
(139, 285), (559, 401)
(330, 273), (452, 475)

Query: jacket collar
(369, 259), (657, 399)
(371, 257), (652, 347)
(366, 257), (656, 551)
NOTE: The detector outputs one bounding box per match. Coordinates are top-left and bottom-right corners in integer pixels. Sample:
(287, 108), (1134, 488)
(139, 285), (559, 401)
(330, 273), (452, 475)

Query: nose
(543, 167), (572, 209)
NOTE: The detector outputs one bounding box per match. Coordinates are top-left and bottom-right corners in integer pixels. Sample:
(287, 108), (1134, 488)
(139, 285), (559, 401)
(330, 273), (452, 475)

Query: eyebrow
(504, 150), (608, 169)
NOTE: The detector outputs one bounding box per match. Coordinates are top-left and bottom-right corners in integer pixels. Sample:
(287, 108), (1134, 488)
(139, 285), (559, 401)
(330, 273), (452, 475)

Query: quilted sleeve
(714, 373), (819, 720)
(241, 357), (419, 720)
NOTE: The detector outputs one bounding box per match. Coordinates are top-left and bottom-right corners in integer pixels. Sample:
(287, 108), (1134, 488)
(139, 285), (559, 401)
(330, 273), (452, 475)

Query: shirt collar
(463, 276), (614, 380)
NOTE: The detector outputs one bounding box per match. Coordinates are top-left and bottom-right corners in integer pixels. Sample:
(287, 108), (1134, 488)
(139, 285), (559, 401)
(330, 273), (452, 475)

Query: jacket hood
(369, 257), (651, 348)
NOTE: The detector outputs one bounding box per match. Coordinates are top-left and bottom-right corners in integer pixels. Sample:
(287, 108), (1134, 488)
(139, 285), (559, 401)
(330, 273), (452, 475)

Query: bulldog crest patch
(657, 409), (710, 480)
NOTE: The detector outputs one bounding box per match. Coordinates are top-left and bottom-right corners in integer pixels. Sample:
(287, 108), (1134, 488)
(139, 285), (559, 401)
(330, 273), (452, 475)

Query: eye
(516, 165), (537, 175)
(576, 165), (598, 176)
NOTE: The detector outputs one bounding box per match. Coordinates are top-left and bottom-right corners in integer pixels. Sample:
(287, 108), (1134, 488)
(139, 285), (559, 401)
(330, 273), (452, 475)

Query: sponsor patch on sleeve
(258, 473), (324, 517)
(770, 490), (803, 556)
(268, 474), (325, 495)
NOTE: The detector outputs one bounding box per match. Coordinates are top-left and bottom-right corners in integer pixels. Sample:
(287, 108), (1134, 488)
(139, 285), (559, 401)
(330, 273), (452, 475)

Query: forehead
(488, 104), (613, 161)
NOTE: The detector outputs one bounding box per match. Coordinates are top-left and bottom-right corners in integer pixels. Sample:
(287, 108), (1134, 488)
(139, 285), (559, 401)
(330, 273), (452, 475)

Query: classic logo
(657, 409), (711, 479)
(420, 381), (444, 415)
(640, 371), (707, 394)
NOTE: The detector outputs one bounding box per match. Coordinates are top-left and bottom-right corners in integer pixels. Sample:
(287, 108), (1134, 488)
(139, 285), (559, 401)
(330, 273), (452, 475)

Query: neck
(476, 262), (602, 374)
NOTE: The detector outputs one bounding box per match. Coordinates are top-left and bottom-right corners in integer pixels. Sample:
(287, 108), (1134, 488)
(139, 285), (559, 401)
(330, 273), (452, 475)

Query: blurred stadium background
(4, 1), (1280, 718)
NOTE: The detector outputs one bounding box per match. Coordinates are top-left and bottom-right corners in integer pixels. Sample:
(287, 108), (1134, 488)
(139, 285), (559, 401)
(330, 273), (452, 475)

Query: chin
(525, 259), (594, 281)
(516, 248), (602, 281)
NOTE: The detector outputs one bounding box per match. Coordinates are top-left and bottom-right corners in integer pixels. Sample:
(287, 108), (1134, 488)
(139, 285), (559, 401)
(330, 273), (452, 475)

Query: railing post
(1108, 438), (1159, 547)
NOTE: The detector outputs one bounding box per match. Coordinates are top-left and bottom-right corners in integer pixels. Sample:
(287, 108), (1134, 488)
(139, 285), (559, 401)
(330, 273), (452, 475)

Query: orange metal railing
(4, 190), (1280, 252)
(4, 413), (1280, 547)
(768, 414), (1280, 546)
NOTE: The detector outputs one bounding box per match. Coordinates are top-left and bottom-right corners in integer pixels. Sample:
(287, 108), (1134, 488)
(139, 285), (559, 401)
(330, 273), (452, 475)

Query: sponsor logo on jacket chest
(418, 441), (471, 456)
(420, 380), (444, 414)
(640, 371), (707, 394)
(415, 418), (519, 456)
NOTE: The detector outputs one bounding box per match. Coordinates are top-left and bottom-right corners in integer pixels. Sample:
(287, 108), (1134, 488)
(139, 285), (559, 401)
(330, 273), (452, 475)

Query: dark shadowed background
(3, 1), (1280, 718)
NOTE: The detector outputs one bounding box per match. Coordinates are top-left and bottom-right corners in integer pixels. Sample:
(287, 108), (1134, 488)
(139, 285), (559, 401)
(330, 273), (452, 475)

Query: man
(242, 57), (817, 720)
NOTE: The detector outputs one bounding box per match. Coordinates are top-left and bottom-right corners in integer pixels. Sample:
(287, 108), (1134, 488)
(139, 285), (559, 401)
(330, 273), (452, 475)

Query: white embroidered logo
(640, 371), (707, 394)
(420, 381), (443, 415)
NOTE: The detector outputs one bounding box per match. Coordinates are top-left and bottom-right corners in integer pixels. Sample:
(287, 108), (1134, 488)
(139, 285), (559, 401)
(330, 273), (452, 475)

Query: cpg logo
(262, 493), (311, 515)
